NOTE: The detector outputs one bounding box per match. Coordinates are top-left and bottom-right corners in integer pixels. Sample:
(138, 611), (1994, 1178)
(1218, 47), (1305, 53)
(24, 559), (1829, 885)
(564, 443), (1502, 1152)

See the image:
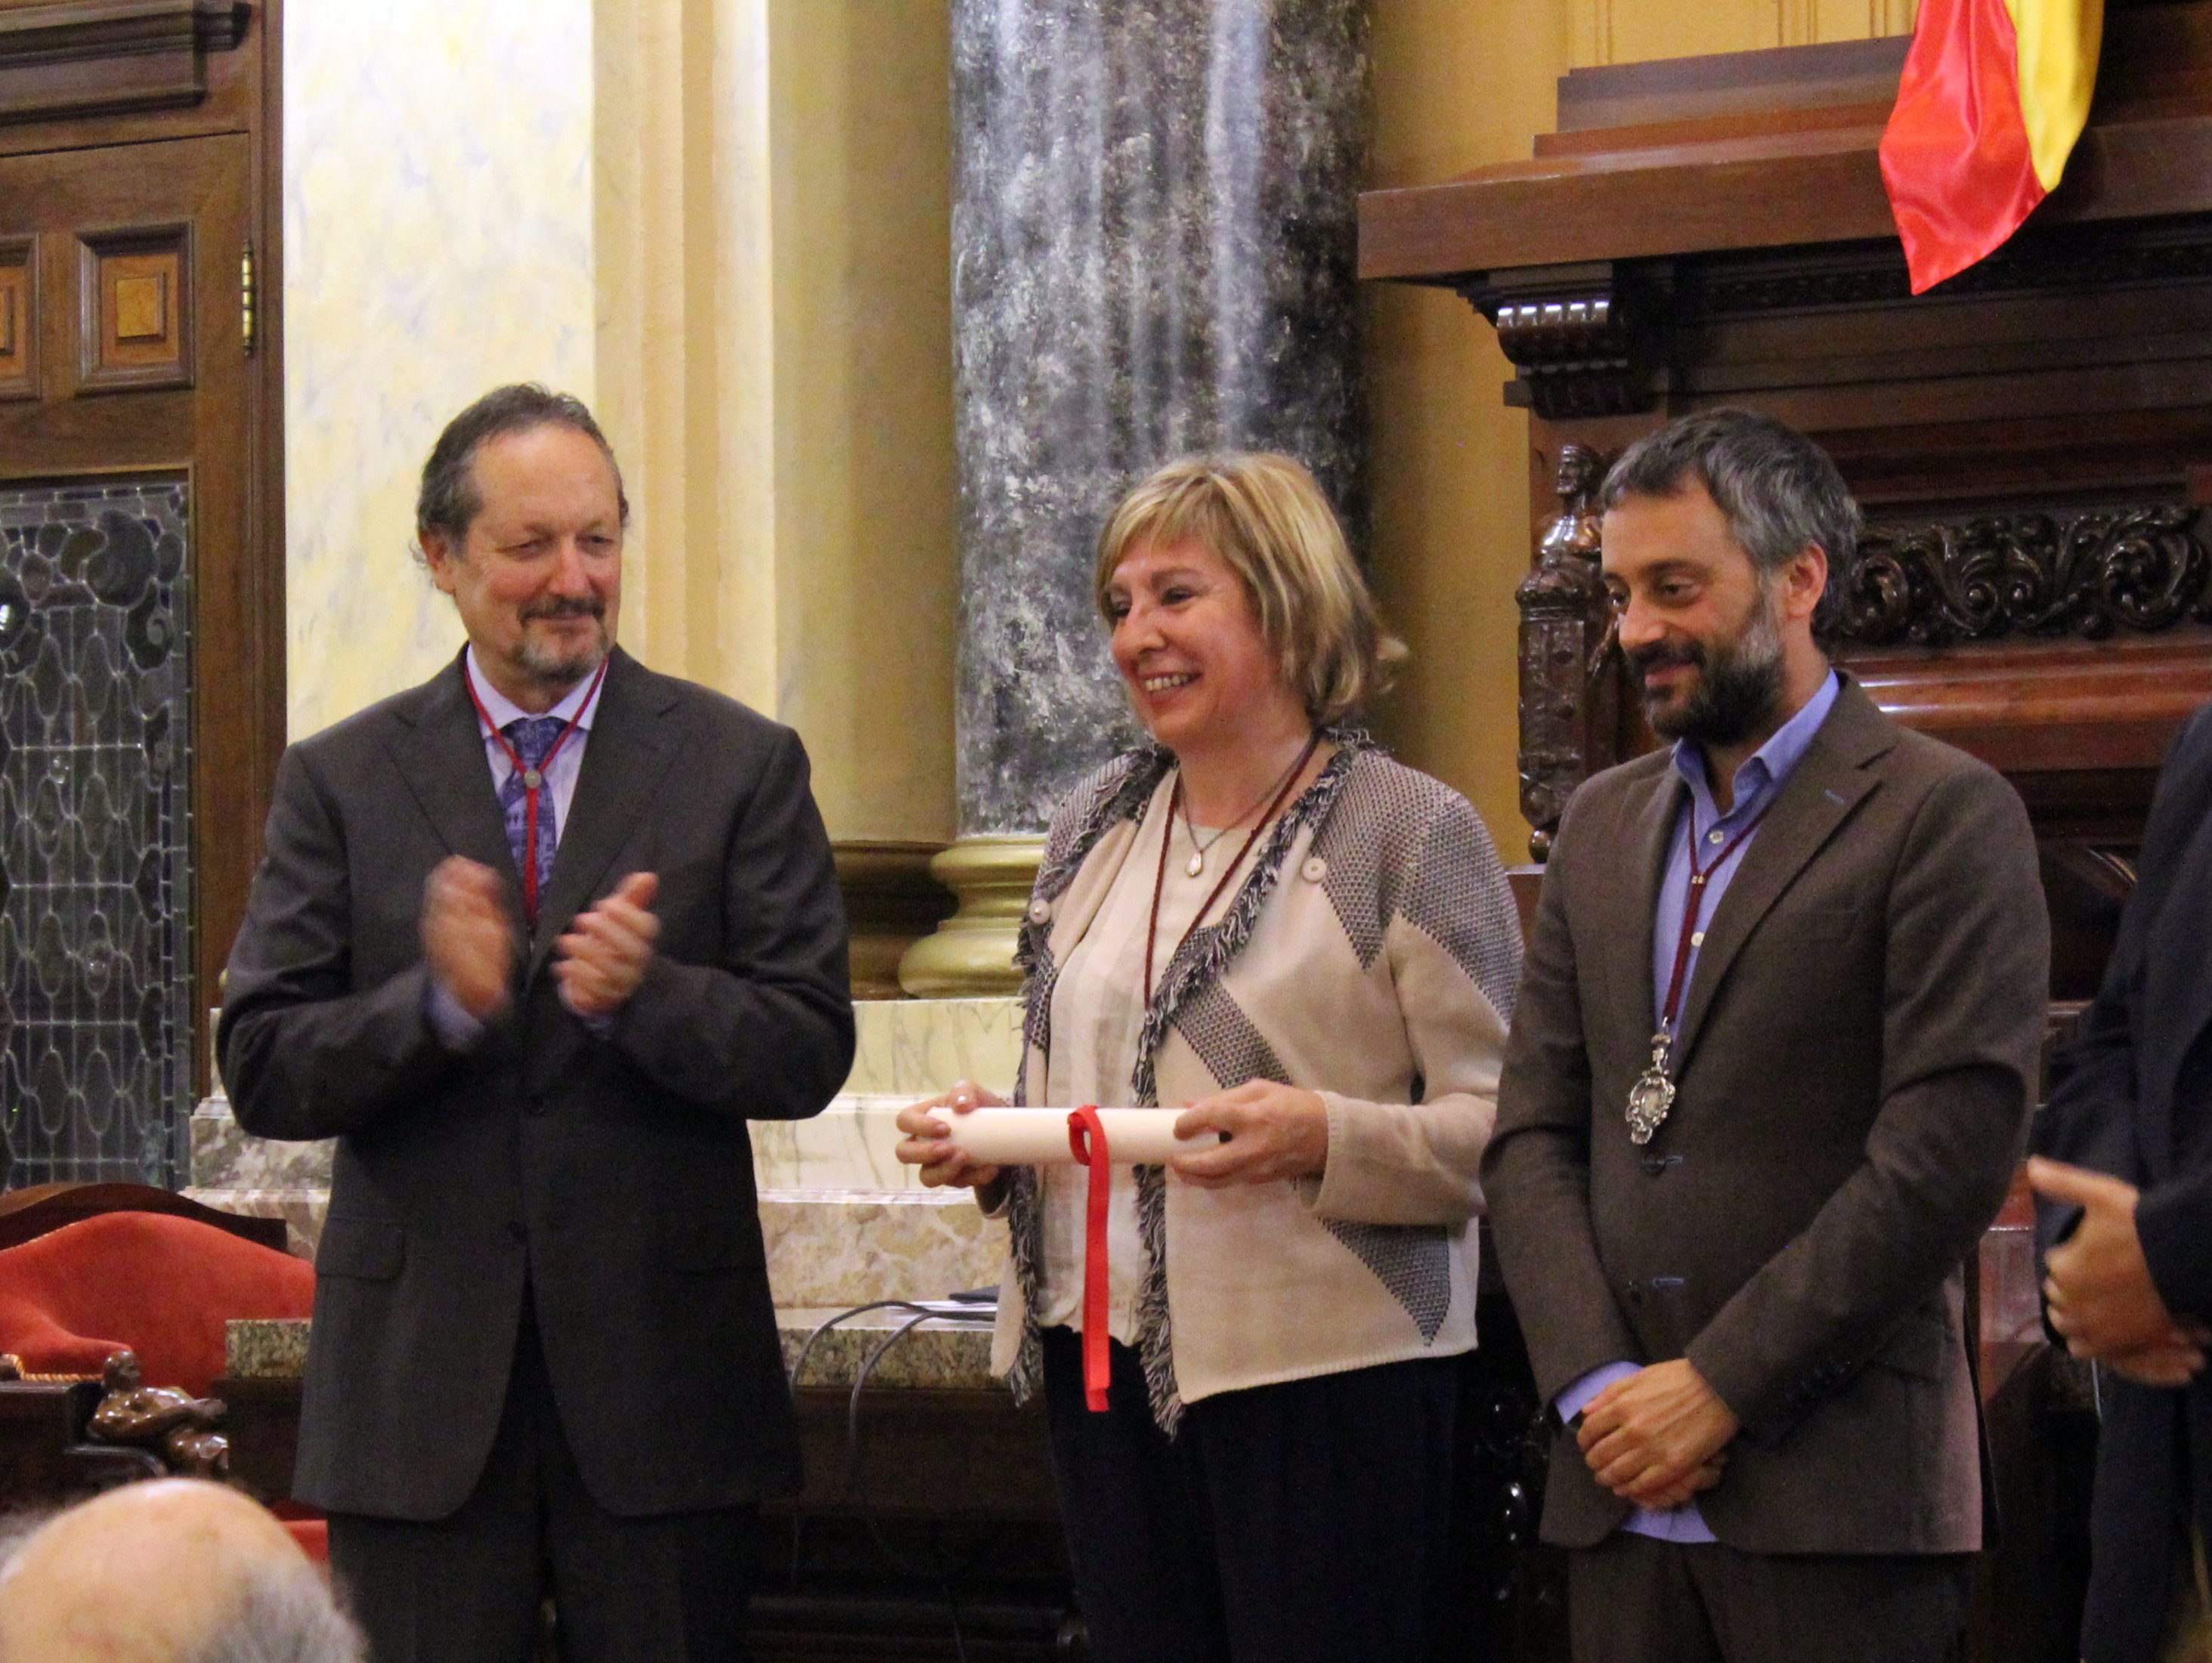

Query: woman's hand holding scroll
(895, 1080), (1007, 1191)
(1168, 1082), (1329, 1189)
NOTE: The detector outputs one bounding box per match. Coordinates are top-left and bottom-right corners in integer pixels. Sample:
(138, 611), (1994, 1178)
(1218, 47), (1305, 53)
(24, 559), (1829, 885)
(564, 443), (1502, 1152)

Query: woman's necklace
(1146, 731), (1321, 1006)
(1177, 740), (1314, 878)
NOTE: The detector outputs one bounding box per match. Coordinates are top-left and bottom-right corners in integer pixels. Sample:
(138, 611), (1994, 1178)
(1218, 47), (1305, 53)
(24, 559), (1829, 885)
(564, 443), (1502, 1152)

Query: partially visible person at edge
(896, 452), (1524, 1663)
(2031, 693), (2212, 1663)
(1482, 408), (2048, 1663)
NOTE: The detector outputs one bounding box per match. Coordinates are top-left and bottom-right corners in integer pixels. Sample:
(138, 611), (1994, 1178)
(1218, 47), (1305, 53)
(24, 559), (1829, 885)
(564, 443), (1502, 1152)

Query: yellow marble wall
(283, 2), (598, 740)
(593, 0), (958, 845)
(1363, 0), (1916, 859)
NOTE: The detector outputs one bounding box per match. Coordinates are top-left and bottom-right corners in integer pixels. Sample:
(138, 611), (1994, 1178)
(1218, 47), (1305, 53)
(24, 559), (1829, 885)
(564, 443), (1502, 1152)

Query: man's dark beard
(1626, 591), (1785, 747)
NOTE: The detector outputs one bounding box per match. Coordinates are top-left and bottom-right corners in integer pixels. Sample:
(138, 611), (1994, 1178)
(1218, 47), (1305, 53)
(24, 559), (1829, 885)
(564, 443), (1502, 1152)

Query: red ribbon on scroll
(1066, 1105), (1112, 1413)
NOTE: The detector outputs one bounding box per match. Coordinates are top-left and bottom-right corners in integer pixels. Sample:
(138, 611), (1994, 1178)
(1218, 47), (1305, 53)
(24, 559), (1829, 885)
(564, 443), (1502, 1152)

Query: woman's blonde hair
(1093, 453), (1405, 728)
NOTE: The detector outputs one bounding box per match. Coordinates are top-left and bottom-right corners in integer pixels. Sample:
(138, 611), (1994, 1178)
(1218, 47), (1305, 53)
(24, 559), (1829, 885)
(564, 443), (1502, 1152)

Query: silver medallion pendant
(522, 767), (544, 790)
(1626, 1033), (1676, 1145)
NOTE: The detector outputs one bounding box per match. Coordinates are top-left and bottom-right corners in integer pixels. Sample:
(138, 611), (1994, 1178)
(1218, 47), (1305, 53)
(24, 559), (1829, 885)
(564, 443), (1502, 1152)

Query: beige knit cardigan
(987, 737), (1524, 1430)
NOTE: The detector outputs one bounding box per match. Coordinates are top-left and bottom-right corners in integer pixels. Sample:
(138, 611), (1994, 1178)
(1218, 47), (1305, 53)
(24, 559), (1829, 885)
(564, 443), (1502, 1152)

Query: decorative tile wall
(0, 479), (193, 1186)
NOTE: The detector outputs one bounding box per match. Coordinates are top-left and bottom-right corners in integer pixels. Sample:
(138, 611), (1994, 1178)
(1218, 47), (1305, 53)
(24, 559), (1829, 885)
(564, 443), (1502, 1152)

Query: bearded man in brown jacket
(1483, 409), (2048, 1663)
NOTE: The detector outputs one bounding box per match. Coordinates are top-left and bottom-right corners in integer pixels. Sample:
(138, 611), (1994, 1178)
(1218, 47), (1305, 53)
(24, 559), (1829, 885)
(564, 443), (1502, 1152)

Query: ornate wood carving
(1517, 445), (1619, 859)
(0, 1), (249, 125)
(1839, 505), (2211, 648)
(1676, 218), (2212, 321)
(1459, 266), (1665, 419)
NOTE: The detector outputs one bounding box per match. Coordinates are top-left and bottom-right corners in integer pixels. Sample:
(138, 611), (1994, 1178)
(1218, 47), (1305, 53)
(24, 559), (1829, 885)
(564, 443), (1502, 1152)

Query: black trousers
(1040, 1325), (1458, 1663)
(1567, 1532), (1975, 1663)
(328, 1316), (756, 1663)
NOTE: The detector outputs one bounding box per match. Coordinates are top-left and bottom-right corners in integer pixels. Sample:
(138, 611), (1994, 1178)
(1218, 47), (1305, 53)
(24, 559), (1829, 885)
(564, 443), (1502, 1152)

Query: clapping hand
(422, 856), (518, 1022)
(554, 872), (661, 1020)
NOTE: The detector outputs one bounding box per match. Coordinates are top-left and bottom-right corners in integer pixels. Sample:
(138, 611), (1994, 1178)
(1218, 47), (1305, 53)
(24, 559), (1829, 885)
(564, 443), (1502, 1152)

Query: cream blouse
(1037, 773), (1259, 1337)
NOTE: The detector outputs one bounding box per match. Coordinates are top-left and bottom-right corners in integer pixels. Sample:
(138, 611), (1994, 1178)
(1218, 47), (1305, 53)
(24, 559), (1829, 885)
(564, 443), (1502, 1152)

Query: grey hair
(1600, 407), (1861, 646)
(411, 382), (629, 564)
(188, 1559), (366, 1663)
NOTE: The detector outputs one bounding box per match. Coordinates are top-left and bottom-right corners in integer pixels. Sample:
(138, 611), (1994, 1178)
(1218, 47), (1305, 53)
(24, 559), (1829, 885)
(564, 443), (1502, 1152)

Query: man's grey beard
(1629, 584), (1787, 749)
(516, 603), (609, 688)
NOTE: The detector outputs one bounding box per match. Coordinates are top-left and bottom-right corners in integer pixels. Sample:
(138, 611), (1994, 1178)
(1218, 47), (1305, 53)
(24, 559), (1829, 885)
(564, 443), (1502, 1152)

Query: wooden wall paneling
(0, 232), (31, 399)
(0, 1), (248, 128)
(76, 221), (191, 391)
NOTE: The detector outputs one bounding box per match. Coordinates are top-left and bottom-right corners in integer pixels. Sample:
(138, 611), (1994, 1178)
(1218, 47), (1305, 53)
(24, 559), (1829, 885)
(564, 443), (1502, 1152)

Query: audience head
(1598, 408), (1856, 748)
(413, 384), (628, 712)
(0, 1479), (362, 1663)
(1094, 453), (1402, 753)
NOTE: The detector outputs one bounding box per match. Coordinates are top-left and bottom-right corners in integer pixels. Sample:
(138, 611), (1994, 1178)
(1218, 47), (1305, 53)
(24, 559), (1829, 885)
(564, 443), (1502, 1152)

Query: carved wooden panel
(0, 236), (30, 402)
(1840, 505), (2211, 647)
(76, 225), (190, 394)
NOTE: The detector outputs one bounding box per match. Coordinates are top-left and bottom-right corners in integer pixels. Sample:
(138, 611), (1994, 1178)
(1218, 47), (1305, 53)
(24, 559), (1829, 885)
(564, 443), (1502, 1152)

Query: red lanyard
(1143, 733), (1320, 1007)
(464, 658), (608, 929)
(1657, 796), (1774, 1037)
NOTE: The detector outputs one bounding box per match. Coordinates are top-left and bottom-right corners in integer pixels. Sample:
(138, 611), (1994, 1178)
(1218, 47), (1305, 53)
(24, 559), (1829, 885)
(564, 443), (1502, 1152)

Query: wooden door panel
(0, 133), (262, 1185)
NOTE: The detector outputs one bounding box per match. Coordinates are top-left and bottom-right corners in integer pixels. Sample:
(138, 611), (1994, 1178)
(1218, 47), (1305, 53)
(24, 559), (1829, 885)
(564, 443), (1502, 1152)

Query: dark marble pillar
(948, 0), (1370, 836)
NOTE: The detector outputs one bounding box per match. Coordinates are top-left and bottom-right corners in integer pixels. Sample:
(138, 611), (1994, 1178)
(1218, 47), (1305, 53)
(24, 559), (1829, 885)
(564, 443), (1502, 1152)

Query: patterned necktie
(499, 715), (566, 905)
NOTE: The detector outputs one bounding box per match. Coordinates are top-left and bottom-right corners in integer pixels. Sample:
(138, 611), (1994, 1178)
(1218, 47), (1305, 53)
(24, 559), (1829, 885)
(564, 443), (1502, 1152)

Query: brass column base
(896, 835), (1046, 998)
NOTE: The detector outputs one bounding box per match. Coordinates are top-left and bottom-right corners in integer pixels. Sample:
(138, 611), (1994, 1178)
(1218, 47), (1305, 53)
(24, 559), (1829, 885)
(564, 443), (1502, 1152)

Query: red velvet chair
(0, 1211), (314, 1396)
(0, 1210), (326, 1561)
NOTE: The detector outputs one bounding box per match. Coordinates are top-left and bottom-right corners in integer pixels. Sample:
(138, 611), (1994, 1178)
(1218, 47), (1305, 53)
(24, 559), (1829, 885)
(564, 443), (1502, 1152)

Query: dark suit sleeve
(2040, 704), (2212, 1309)
(608, 725), (854, 1120)
(219, 746), (463, 1142)
(1686, 765), (2047, 1441)
(1482, 790), (1646, 1403)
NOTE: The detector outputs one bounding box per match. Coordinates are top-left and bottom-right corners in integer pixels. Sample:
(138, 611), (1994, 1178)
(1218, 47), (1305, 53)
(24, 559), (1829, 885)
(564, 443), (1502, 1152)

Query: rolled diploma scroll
(944, 1107), (1223, 1165)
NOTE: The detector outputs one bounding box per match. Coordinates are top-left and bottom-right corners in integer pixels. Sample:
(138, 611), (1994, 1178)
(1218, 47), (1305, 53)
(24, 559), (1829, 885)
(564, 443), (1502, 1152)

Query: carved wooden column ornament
(1517, 445), (1619, 860)
(1459, 262), (1668, 419)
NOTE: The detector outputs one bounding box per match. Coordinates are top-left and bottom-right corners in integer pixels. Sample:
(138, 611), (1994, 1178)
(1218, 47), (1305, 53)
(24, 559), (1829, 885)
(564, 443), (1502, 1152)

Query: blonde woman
(896, 453), (1522, 1663)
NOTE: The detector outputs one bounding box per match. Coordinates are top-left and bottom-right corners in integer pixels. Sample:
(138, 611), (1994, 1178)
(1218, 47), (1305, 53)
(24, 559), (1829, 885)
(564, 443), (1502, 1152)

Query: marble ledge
(846, 996), (1021, 1099)
(227, 1309), (1002, 1393)
(191, 995), (1022, 1198)
(190, 1182), (1002, 1312)
(181, 1188), (327, 1260)
(758, 1188), (1004, 1308)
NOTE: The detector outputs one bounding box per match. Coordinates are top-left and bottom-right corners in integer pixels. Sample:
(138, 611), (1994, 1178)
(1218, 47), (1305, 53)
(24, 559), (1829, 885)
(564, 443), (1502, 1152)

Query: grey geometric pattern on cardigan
(1314, 758), (1522, 1024)
(1172, 973), (1455, 1343)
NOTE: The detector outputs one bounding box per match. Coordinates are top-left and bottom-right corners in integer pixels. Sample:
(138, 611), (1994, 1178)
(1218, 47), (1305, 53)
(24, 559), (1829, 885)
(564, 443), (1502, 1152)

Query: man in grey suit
(220, 384), (853, 1662)
(1483, 409), (2048, 1663)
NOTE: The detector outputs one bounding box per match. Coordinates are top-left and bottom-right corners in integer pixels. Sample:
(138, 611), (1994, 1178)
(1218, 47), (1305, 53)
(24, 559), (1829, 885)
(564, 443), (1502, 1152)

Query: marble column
(902, 0), (1370, 996)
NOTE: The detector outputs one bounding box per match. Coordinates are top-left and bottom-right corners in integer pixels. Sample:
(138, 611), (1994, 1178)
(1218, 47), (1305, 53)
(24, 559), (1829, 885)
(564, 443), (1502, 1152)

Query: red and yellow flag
(1879, 0), (2104, 293)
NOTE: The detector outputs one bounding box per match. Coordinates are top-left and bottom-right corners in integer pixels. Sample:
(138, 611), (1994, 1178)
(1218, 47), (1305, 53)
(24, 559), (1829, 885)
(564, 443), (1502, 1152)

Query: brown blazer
(1482, 677), (2047, 1555)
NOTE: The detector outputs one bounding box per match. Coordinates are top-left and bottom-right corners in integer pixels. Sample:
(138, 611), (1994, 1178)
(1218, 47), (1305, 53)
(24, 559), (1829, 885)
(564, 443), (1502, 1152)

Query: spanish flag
(1879, 0), (2104, 293)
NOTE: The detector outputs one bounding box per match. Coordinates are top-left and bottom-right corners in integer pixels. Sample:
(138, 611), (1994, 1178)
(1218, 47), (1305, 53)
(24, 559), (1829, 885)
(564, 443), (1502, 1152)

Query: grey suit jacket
(1483, 677), (2047, 1554)
(218, 647), (854, 1521)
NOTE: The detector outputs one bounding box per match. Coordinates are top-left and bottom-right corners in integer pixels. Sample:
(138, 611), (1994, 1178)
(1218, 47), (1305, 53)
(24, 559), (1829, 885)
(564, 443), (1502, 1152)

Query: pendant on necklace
(1186, 852), (1205, 878)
